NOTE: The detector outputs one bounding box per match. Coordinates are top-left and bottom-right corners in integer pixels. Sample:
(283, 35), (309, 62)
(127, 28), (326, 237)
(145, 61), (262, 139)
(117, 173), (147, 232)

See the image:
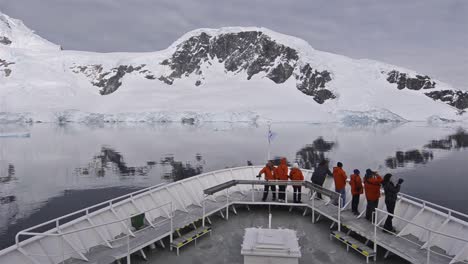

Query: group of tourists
(257, 158), (404, 233)
(257, 158), (305, 203)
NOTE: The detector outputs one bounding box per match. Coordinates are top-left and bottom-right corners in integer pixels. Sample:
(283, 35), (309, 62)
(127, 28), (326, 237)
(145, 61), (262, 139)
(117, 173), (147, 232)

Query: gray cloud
(0, 0), (466, 88)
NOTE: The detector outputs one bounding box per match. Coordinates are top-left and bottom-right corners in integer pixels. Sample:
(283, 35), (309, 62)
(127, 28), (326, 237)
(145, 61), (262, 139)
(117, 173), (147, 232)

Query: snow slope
(0, 12), (466, 124)
(0, 13), (60, 51)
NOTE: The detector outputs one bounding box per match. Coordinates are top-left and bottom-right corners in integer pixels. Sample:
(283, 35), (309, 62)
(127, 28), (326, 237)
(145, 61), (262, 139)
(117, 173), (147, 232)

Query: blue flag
(268, 126), (276, 144)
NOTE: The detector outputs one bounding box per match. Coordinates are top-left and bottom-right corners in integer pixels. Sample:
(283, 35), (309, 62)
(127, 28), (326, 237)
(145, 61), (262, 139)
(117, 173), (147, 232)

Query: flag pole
(267, 122), (271, 161)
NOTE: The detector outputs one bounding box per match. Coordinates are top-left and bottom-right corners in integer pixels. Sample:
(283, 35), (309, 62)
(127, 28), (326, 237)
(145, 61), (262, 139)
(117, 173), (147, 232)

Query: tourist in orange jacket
(364, 169), (383, 221)
(289, 163), (304, 203)
(333, 162), (347, 207)
(258, 161), (276, 201)
(350, 169), (364, 215)
(275, 158), (289, 202)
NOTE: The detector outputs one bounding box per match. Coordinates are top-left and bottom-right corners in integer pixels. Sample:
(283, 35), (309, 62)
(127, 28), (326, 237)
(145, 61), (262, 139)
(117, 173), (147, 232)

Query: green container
(131, 213), (145, 230)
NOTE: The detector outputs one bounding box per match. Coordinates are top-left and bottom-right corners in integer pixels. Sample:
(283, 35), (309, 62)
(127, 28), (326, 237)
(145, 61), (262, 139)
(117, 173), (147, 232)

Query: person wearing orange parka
(275, 158), (289, 202)
(350, 169), (364, 215)
(333, 162), (347, 207)
(289, 163), (304, 203)
(258, 161), (277, 202)
(364, 169), (383, 221)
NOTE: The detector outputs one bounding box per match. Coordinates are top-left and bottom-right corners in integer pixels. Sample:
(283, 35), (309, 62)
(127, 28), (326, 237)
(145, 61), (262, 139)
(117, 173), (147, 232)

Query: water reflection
(386, 129), (468, 168)
(0, 163), (16, 205)
(160, 154), (204, 181)
(160, 153), (205, 181)
(74, 147), (157, 177)
(0, 164), (15, 183)
(425, 129), (468, 150)
(0, 196), (15, 205)
(386, 150), (434, 169)
(295, 137), (335, 169)
(268, 137), (335, 169)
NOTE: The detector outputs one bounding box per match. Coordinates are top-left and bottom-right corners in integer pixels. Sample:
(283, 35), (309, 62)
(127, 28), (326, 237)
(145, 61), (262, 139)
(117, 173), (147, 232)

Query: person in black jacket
(311, 160), (332, 199)
(382, 173), (404, 233)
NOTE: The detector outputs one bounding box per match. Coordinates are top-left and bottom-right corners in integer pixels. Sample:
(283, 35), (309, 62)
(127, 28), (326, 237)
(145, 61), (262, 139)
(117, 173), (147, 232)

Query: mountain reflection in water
(75, 147), (157, 177)
(296, 137), (335, 169)
(160, 154), (204, 181)
(385, 129), (468, 169)
(425, 129), (468, 150)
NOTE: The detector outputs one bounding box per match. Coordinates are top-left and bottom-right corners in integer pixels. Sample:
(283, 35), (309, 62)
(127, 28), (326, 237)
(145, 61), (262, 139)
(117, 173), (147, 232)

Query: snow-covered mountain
(0, 12), (467, 124)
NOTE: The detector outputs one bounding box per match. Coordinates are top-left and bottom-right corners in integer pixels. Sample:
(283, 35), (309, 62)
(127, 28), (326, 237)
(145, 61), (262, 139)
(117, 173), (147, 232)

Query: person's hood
(280, 158), (287, 166)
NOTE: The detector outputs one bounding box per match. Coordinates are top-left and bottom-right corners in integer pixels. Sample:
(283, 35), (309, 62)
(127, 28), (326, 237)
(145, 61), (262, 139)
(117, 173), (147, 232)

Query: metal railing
(15, 201), (173, 264)
(201, 180), (343, 230)
(13, 183), (168, 249)
(374, 208), (468, 264)
(398, 193), (468, 223)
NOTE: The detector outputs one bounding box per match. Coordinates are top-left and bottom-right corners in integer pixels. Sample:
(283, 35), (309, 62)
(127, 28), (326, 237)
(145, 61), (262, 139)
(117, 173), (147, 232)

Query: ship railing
(12, 182), (167, 249)
(15, 201), (174, 264)
(201, 180), (343, 230)
(373, 208), (468, 264)
(398, 192), (468, 223)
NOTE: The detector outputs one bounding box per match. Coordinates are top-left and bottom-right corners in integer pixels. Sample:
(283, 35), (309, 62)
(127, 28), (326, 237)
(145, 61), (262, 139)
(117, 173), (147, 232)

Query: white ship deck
(0, 166), (467, 264)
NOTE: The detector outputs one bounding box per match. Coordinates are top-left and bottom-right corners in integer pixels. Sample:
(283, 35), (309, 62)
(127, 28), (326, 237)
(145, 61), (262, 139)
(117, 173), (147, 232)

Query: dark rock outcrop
(158, 76), (173, 85)
(0, 58), (14, 77)
(160, 31), (335, 104)
(387, 69), (467, 112)
(0, 36), (11, 45)
(0, 59), (14, 67)
(71, 64), (150, 95)
(425, 90), (468, 110)
(95, 65), (145, 95)
(297, 64), (334, 103)
(387, 70), (436, 90)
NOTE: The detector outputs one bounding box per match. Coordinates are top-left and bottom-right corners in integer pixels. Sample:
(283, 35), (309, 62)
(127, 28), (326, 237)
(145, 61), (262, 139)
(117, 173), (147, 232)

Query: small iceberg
(0, 132), (31, 138)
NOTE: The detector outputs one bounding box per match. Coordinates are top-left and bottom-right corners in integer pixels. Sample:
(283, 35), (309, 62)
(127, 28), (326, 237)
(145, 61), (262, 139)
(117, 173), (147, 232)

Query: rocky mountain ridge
(0, 12), (467, 123)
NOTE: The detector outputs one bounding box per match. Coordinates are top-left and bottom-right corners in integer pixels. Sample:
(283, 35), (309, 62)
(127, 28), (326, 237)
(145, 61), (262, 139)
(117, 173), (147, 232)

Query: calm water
(1, 122), (468, 249)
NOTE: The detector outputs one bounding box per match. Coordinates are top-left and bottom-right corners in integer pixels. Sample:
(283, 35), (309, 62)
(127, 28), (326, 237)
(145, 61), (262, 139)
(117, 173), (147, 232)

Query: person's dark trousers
(384, 199), (396, 231)
(278, 185), (286, 201)
(312, 180), (323, 199)
(352, 195), (360, 213)
(366, 200), (379, 221)
(262, 184), (276, 201)
(293, 186), (302, 202)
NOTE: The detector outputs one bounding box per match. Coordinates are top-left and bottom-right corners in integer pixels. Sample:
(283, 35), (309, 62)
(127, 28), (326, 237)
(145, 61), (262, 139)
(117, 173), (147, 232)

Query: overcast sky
(0, 0), (466, 88)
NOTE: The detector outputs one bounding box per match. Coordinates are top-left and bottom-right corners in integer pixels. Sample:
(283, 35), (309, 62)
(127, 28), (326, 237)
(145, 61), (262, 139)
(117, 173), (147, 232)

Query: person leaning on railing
(258, 161), (277, 202)
(382, 173), (404, 233)
(289, 163), (305, 203)
(364, 169), (383, 222)
(333, 162), (348, 207)
(311, 160), (333, 200)
(275, 158), (289, 202)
